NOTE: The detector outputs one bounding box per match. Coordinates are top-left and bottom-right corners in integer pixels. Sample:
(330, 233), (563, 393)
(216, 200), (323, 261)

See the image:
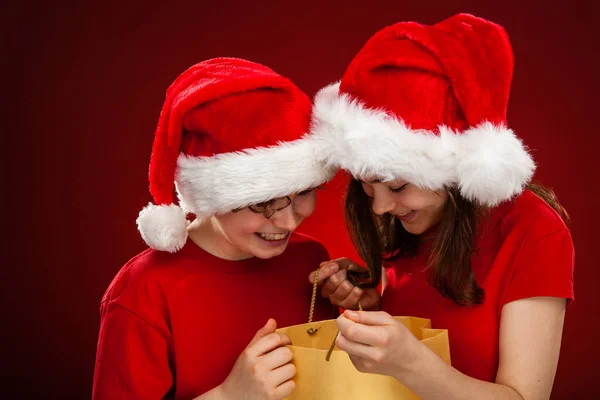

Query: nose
(270, 205), (300, 231)
(371, 185), (396, 216)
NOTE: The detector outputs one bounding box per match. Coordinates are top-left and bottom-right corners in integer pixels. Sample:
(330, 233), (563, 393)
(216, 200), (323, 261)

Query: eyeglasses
(232, 186), (322, 218)
(231, 186), (323, 219)
(232, 196), (292, 219)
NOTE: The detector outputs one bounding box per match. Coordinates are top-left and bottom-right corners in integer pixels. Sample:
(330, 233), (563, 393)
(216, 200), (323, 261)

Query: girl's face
(209, 188), (318, 260)
(360, 179), (448, 235)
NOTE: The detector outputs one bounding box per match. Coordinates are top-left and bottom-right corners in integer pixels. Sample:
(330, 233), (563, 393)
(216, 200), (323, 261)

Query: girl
(310, 14), (574, 400)
(93, 58), (336, 399)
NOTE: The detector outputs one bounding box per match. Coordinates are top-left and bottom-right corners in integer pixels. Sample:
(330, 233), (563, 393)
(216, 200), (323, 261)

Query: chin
(252, 246), (287, 259)
(400, 221), (429, 236)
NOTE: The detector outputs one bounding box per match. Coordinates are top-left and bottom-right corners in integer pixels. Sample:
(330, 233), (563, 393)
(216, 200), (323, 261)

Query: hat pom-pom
(136, 203), (189, 253)
(456, 122), (536, 207)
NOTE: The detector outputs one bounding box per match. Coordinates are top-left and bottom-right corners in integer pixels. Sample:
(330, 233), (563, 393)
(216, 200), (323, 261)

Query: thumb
(321, 257), (361, 271)
(308, 263), (340, 284)
(343, 310), (394, 326)
(249, 318), (277, 345)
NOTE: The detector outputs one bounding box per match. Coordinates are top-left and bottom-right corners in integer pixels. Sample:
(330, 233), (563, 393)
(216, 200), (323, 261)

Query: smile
(395, 210), (416, 222)
(256, 232), (289, 241)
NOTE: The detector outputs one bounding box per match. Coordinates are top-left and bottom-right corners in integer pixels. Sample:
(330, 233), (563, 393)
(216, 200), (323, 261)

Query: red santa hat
(137, 57), (335, 253)
(311, 13), (535, 206)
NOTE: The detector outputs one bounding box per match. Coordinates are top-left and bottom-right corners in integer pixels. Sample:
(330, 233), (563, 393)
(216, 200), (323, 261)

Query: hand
(219, 319), (296, 400)
(308, 258), (381, 310)
(335, 310), (424, 379)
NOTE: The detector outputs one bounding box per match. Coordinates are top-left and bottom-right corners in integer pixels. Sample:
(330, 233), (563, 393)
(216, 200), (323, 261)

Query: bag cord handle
(306, 268), (362, 361)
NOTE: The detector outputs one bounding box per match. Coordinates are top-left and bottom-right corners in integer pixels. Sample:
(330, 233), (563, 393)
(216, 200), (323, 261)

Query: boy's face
(210, 189), (317, 260)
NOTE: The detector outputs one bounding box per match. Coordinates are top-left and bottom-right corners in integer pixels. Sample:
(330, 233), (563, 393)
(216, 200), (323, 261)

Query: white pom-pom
(136, 203), (189, 253)
(456, 122), (536, 207)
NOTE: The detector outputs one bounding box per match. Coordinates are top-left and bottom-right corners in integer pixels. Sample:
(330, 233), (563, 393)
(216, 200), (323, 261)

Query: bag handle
(306, 268), (320, 334)
(307, 268), (362, 361)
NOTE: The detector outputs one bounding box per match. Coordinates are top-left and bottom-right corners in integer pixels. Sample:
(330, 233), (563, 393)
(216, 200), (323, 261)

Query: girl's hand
(335, 310), (424, 379)
(308, 258), (381, 310)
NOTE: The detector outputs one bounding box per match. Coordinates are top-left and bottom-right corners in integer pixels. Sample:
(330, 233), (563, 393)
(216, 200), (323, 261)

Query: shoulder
(492, 189), (570, 245)
(493, 191), (575, 305)
(101, 242), (204, 306)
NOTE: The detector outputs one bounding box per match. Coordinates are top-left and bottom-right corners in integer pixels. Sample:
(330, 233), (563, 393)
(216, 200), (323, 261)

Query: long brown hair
(345, 180), (569, 306)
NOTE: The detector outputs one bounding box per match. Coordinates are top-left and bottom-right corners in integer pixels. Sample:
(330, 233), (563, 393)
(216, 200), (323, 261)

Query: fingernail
(328, 263), (339, 272)
(345, 310), (358, 319)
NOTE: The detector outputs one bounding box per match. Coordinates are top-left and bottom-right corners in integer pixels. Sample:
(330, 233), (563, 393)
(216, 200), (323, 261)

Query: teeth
(259, 232), (288, 241)
(398, 211), (412, 217)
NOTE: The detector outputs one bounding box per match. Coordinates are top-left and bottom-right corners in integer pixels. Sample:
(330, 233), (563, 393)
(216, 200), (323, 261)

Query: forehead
(357, 174), (407, 185)
(356, 172), (383, 183)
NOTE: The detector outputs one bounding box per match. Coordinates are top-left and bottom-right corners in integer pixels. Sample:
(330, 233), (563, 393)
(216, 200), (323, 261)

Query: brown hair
(345, 180), (569, 306)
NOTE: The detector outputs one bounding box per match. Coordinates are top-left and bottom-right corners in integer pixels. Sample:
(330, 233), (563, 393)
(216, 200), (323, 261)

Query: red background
(5, 1), (599, 398)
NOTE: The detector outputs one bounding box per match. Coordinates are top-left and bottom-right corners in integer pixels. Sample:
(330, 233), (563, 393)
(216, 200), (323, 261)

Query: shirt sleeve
(502, 229), (575, 306)
(92, 301), (173, 400)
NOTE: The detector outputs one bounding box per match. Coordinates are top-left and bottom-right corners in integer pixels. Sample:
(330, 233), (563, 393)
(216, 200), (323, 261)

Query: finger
(337, 286), (364, 310)
(260, 345), (294, 371)
(329, 279), (357, 306)
(322, 257), (359, 270)
(320, 269), (348, 298)
(268, 362), (296, 387)
(344, 310), (396, 326)
(249, 318), (277, 345)
(359, 289), (381, 311)
(308, 263), (339, 284)
(273, 379), (296, 399)
(247, 332), (291, 358)
(336, 331), (378, 360)
(348, 355), (369, 374)
(336, 313), (384, 346)
(352, 289), (381, 311)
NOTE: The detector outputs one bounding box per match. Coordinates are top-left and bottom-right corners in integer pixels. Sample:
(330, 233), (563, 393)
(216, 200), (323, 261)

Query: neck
(187, 217), (253, 261)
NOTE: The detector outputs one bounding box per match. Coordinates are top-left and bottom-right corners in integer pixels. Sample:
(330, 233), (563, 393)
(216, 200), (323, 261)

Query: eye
(253, 200), (273, 209)
(389, 183), (409, 193)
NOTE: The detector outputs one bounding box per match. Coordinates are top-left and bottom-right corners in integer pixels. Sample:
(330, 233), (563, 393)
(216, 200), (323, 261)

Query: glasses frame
(232, 195), (292, 219)
(231, 186), (322, 219)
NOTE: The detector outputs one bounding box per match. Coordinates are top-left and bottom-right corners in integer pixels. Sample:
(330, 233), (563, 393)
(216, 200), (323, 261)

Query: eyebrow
(365, 178), (382, 184)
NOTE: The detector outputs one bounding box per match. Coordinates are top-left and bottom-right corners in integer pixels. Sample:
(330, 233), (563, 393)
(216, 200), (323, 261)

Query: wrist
(393, 338), (429, 382)
(192, 383), (229, 400)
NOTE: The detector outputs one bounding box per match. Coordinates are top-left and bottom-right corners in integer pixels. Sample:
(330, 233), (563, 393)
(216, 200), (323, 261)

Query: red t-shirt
(381, 190), (575, 382)
(93, 232), (334, 399)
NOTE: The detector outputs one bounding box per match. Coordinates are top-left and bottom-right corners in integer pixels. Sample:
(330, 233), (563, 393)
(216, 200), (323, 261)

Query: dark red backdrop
(5, 1), (599, 398)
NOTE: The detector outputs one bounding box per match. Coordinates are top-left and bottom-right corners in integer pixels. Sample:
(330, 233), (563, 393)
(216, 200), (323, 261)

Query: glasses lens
(270, 196), (292, 211)
(247, 196), (292, 217)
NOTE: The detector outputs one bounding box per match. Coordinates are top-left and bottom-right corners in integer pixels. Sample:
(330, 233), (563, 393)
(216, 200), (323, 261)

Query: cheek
(393, 192), (428, 210)
(294, 193), (317, 218)
(394, 188), (445, 211)
(428, 190), (449, 212)
(217, 211), (266, 237)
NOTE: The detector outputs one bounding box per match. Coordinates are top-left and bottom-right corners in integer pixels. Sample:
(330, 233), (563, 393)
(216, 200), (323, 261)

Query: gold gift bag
(276, 271), (451, 399)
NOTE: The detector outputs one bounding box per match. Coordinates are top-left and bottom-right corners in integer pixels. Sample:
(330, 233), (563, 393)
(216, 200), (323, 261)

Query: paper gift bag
(277, 316), (451, 400)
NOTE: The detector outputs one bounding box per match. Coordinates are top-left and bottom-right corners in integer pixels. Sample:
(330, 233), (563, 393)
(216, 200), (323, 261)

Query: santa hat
(137, 57), (335, 253)
(311, 13), (535, 206)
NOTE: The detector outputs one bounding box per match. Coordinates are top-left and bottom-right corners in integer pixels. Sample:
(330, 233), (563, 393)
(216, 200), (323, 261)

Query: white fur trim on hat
(175, 136), (337, 216)
(136, 203), (189, 253)
(311, 82), (535, 206)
